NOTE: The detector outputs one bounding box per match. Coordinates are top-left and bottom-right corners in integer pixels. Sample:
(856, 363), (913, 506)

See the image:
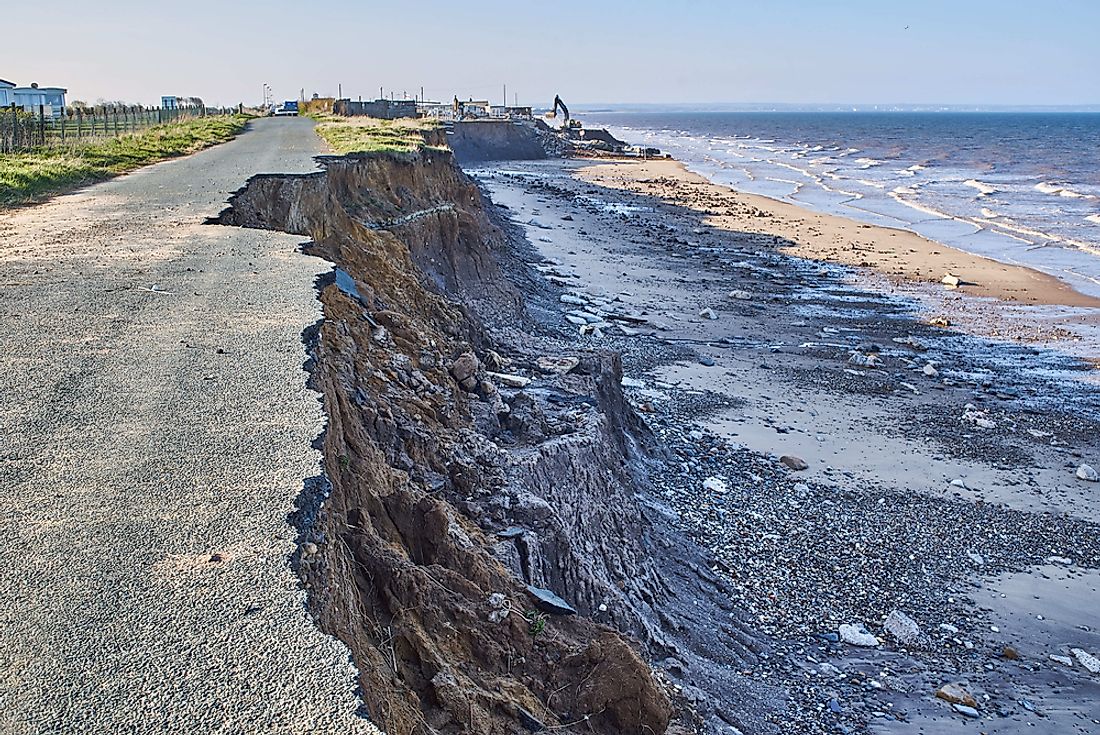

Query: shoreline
(474, 154), (1100, 733)
(581, 157), (1100, 310)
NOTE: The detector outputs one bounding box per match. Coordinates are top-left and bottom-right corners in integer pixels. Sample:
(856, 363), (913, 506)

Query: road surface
(0, 118), (379, 734)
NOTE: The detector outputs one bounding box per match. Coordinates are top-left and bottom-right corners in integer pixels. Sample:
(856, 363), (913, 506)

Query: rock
(883, 610), (923, 647)
(942, 273), (961, 288)
(893, 335), (927, 351)
(950, 478), (967, 488)
(780, 455), (809, 471)
(484, 349), (506, 371)
(838, 622), (880, 647)
(488, 371), (531, 388)
(849, 352), (881, 368)
(929, 315), (952, 328)
(1049, 654), (1074, 667)
(728, 289), (753, 300)
(560, 293), (587, 305)
(935, 683), (978, 708)
(564, 314), (587, 326)
(699, 307), (718, 320)
(1076, 464), (1099, 482)
(1072, 648), (1100, 673)
(1002, 646), (1020, 660)
(526, 585), (577, 615)
(536, 356), (580, 374)
(450, 351), (480, 384)
(699, 356), (716, 367)
(952, 704), (980, 719)
(702, 477), (729, 494)
(922, 363), (939, 377)
(516, 706), (546, 732)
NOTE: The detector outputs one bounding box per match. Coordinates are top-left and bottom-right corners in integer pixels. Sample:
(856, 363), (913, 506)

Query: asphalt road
(0, 118), (380, 734)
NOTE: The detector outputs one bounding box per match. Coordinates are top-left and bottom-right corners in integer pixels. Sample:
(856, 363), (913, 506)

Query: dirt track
(0, 118), (380, 734)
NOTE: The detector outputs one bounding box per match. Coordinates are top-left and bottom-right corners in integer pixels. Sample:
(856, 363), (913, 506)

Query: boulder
(450, 351), (480, 384)
(883, 609), (923, 647)
(1076, 464), (1099, 482)
(780, 455), (809, 471)
(935, 683), (977, 708)
(838, 622), (880, 647)
(1072, 648), (1100, 673)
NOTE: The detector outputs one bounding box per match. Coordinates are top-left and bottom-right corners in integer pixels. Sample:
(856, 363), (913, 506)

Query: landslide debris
(215, 145), (776, 734)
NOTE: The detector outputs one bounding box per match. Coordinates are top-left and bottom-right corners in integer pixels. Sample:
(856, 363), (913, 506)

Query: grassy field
(0, 114), (251, 206)
(308, 113), (441, 155)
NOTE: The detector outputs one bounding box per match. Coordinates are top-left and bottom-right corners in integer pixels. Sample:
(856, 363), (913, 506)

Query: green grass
(308, 113), (441, 155)
(0, 114), (251, 206)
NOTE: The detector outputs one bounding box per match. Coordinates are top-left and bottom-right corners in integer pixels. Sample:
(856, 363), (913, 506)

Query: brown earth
(215, 148), (774, 734)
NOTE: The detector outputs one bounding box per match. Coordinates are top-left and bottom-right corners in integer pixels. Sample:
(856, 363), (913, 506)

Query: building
(0, 79), (14, 107)
(417, 101), (454, 120)
(161, 96), (205, 110)
(455, 98), (491, 119)
(333, 98), (418, 119)
(11, 82), (66, 117)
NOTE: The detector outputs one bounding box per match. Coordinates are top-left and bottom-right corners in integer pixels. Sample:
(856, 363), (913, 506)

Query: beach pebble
(780, 455), (809, 471)
(1072, 648), (1100, 674)
(699, 307), (718, 320)
(922, 363), (939, 378)
(883, 610), (923, 647)
(702, 477), (729, 494)
(1076, 464), (1099, 482)
(728, 289), (753, 300)
(1049, 654), (1074, 667)
(952, 704), (980, 719)
(560, 293), (587, 306)
(849, 352), (881, 368)
(935, 683), (978, 708)
(838, 622), (880, 647)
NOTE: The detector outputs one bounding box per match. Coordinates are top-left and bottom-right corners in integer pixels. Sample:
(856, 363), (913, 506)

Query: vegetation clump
(308, 113), (442, 155)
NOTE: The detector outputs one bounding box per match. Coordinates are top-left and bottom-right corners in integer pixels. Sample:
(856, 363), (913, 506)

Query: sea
(578, 109), (1100, 298)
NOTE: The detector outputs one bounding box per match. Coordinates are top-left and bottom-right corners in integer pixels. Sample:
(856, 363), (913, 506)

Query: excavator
(546, 95), (582, 130)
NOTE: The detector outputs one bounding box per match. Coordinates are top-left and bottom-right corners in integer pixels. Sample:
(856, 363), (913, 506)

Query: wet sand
(576, 159), (1100, 332)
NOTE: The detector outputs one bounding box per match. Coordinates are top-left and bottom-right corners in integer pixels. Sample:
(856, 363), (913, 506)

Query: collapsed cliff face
(215, 146), (772, 735)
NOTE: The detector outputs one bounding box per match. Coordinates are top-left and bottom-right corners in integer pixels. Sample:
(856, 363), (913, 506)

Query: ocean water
(580, 110), (1100, 297)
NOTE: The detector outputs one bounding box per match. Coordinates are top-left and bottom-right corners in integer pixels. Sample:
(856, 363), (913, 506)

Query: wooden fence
(0, 105), (237, 153)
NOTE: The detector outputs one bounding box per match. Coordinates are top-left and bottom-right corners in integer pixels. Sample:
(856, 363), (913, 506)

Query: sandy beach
(473, 155), (1100, 734)
(575, 158), (1100, 342)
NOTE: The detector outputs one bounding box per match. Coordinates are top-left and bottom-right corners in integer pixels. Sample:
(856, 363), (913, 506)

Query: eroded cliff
(215, 145), (774, 735)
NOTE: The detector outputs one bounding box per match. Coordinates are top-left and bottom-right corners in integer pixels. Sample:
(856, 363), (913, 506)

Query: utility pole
(338, 83), (342, 99)
(421, 86), (425, 103)
(503, 83), (507, 108)
(379, 86), (383, 101)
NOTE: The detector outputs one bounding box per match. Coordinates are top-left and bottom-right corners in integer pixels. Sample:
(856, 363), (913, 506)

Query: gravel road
(0, 118), (380, 734)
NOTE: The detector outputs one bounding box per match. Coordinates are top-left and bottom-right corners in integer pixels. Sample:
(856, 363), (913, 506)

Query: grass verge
(308, 113), (441, 155)
(0, 114), (252, 206)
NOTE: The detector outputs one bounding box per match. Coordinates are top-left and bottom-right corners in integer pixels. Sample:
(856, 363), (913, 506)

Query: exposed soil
(215, 148), (786, 735)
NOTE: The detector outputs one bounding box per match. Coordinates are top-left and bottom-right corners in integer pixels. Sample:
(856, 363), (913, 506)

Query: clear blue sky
(4, 0), (1098, 108)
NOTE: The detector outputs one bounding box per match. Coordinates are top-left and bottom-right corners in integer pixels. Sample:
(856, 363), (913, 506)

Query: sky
(4, 0), (1098, 109)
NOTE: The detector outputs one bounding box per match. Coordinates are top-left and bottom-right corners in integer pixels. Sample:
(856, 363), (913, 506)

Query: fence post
(38, 104), (45, 146)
